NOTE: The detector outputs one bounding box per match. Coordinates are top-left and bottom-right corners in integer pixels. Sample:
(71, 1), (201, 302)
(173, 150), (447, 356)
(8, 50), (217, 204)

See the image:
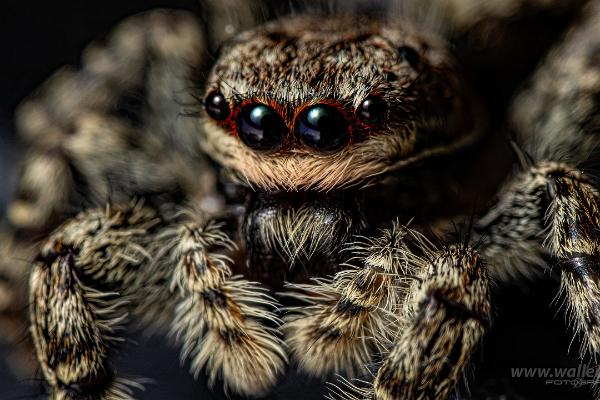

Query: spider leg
(317, 237), (490, 400)
(368, 244), (491, 400)
(510, 0), (600, 168)
(30, 202), (163, 400)
(164, 209), (287, 396)
(282, 223), (412, 378)
(545, 166), (600, 359)
(477, 162), (600, 357)
(476, 0), (600, 359)
(7, 9), (213, 386)
(283, 224), (488, 400)
(30, 201), (287, 398)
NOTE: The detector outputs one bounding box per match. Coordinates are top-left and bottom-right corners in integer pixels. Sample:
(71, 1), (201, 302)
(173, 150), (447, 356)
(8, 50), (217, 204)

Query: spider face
(10, 3), (600, 400)
(201, 14), (482, 192)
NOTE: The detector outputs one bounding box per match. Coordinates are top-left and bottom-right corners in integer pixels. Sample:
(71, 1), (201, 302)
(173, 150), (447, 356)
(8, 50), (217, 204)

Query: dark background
(0, 1), (593, 399)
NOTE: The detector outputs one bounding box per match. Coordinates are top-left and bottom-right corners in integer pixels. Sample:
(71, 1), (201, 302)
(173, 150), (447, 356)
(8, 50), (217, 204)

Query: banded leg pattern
(29, 203), (161, 399)
(371, 244), (490, 400)
(284, 223), (419, 378)
(166, 210), (286, 396)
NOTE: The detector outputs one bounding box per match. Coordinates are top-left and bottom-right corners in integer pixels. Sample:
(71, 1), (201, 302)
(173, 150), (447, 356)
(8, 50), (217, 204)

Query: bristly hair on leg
(282, 222), (433, 380)
(163, 207), (287, 397)
(474, 164), (548, 282)
(540, 163), (600, 361)
(30, 239), (139, 399)
(327, 231), (489, 400)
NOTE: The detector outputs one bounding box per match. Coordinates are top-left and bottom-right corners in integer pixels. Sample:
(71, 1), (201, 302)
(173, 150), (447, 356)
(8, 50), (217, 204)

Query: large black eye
(398, 45), (420, 69)
(205, 91), (230, 120)
(357, 96), (386, 124)
(237, 104), (286, 151)
(296, 105), (350, 152)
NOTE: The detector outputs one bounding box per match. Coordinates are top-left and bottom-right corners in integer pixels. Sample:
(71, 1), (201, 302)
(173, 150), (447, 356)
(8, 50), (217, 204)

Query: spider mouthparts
(241, 190), (367, 286)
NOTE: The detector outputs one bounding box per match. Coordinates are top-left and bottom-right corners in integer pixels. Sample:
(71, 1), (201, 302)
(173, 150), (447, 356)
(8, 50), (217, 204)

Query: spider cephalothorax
(201, 14), (481, 191)
(2, 1), (600, 400)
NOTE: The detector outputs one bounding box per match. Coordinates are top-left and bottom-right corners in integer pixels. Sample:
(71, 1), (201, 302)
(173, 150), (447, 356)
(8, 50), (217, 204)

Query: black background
(0, 1), (593, 399)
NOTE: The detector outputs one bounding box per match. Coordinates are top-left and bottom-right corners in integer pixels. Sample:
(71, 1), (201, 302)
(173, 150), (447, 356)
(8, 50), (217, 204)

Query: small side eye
(237, 104), (287, 151)
(357, 96), (386, 124)
(205, 91), (230, 120)
(397, 45), (420, 69)
(296, 105), (349, 152)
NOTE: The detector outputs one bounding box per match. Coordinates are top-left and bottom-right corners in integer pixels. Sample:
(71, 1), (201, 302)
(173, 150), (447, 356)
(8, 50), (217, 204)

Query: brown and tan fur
(2, 1), (600, 399)
(201, 15), (480, 191)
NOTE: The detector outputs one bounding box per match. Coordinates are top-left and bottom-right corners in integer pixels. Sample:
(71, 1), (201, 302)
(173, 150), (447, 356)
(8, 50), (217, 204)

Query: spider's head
(201, 14), (480, 191)
(199, 14), (481, 272)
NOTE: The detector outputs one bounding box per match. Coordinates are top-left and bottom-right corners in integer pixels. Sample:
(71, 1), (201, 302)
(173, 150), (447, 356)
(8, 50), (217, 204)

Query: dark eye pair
(205, 92), (386, 153)
(236, 102), (347, 152)
(236, 103), (348, 152)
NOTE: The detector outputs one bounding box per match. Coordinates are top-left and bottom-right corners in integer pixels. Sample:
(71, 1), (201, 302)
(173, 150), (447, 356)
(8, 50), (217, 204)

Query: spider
(1, 0), (600, 399)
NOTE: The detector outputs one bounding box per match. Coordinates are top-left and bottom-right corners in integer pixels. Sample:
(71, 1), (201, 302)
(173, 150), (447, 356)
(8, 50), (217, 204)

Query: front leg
(30, 203), (287, 399)
(369, 244), (491, 400)
(284, 225), (490, 400)
(31, 248), (135, 400)
(30, 203), (161, 399)
(283, 223), (414, 378)
(163, 210), (286, 396)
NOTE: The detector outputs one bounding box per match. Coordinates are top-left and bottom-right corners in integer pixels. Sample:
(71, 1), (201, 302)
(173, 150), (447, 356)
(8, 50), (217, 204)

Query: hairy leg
(9, 9), (209, 233)
(4, 9), (215, 386)
(163, 209), (286, 396)
(476, 0), (600, 360)
(283, 224), (490, 400)
(29, 203), (161, 399)
(477, 162), (600, 357)
(510, 0), (600, 168)
(370, 244), (490, 400)
(326, 242), (490, 400)
(283, 223), (414, 378)
(29, 201), (288, 399)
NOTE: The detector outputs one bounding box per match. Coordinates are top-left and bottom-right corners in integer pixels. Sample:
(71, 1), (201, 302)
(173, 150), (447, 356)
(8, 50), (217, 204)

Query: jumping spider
(1, 0), (600, 399)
